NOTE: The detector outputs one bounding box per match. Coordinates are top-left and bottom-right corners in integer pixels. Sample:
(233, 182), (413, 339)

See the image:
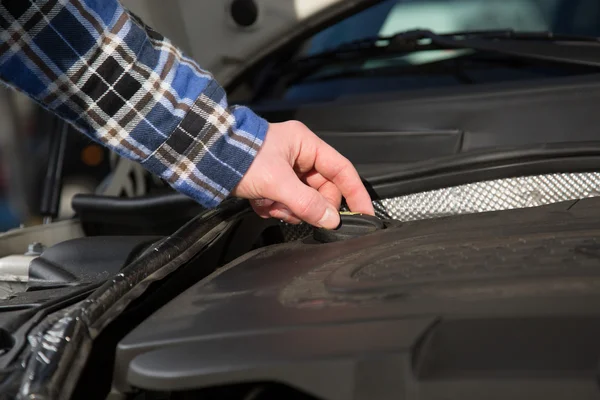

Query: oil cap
(313, 212), (384, 243)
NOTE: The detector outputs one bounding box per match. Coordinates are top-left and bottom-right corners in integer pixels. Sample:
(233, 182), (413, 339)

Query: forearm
(0, 0), (267, 207)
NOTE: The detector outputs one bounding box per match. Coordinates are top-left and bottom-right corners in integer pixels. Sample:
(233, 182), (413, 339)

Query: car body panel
(121, 0), (359, 84)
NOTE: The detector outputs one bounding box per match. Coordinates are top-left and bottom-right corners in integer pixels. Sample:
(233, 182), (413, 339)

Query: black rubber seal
(314, 214), (384, 243)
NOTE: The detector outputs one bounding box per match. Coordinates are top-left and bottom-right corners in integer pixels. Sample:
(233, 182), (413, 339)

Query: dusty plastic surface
(0, 255), (33, 283)
(116, 197), (600, 400)
(12, 199), (251, 400)
(0, 220), (84, 258)
(0, 254), (32, 300)
(28, 236), (159, 286)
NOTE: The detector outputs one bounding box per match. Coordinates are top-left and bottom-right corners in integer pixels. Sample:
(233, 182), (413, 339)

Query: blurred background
(1, 0), (599, 231)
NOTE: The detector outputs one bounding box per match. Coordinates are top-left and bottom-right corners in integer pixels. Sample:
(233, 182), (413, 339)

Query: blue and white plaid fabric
(0, 0), (267, 207)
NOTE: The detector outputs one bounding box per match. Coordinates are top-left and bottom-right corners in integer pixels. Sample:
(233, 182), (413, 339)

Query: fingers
(270, 168), (340, 229)
(268, 203), (302, 224)
(251, 174), (341, 225)
(302, 171), (342, 209)
(317, 181), (342, 210)
(237, 121), (373, 228)
(250, 199), (302, 224)
(250, 199), (274, 219)
(252, 172), (342, 225)
(313, 140), (375, 215)
(289, 122), (373, 215)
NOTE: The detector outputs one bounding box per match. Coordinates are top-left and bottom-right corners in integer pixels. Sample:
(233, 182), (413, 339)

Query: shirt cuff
(141, 84), (268, 208)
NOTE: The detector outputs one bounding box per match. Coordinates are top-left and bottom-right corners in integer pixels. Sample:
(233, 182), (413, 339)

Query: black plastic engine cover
(29, 236), (160, 285)
(115, 198), (600, 400)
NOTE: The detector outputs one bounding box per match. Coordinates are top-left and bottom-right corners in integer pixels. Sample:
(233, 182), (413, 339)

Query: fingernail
(318, 207), (339, 229)
(254, 198), (274, 207)
(272, 206), (292, 220)
(278, 207), (292, 218)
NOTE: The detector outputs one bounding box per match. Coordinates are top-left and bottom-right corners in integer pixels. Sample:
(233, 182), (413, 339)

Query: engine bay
(106, 197), (600, 400)
(1, 163), (600, 400)
(3, 2), (600, 398)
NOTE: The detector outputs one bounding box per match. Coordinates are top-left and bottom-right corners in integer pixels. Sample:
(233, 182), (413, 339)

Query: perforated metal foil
(281, 173), (600, 240)
(377, 173), (600, 221)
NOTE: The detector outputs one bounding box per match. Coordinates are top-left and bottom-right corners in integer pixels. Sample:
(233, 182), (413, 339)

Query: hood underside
(120, 0), (377, 85)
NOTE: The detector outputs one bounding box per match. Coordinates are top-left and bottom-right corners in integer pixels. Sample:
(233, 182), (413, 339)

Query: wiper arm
(292, 29), (600, 69)
(335, 29), (600, 52)
(441, 29), (600, 42)
(251, 29), (600, 102)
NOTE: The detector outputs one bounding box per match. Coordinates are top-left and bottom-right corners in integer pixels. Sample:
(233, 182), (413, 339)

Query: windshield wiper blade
(291, 29), (600, 69)
(254, 29), (600, 101)
(442, 29), (600, 42)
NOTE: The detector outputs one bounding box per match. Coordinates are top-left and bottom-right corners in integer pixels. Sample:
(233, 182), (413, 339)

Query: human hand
(231, 121), (375, 229)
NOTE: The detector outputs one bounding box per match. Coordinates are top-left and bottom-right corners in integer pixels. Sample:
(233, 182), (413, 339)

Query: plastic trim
(13, 199), (253, 400)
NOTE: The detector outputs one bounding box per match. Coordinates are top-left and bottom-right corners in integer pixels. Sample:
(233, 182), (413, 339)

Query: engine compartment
(4, 170), (600, 399)
(110, 197), (600, 400)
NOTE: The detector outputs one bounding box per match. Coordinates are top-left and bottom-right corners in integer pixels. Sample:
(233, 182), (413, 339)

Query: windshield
(306, 0), (556, 66)
(307, 0), (598, 56)
(242, 0), (600, 104)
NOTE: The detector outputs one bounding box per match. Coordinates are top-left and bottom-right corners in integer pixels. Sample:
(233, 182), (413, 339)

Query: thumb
(271, 171), (340, 229)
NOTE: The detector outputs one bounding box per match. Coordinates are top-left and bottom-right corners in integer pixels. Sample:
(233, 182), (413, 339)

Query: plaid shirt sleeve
(0, 0), (267, 208)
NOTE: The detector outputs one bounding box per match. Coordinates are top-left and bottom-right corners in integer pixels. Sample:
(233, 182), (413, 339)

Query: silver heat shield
(281, 173), (600, 241)
(376, 172), (600, 221)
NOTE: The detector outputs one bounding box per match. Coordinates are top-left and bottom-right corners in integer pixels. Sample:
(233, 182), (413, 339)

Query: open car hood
(121, 0), (376, 85)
